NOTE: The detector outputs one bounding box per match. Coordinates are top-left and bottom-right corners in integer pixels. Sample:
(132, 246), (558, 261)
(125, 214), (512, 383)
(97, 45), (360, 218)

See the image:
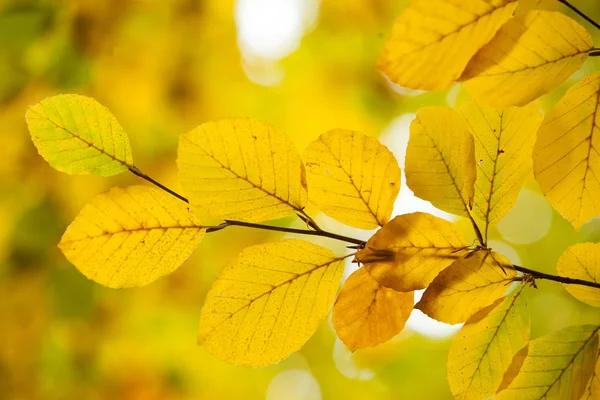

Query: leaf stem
(129, 166), (189, 203)
(558, 0), (600, 31)
(509, 264), (600, 289)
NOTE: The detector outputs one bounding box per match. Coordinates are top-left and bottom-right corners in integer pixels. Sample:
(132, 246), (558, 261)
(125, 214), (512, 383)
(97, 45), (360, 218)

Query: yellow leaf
(448, 289), (529, 400)
(533, 72), (600, 230)
(406, 107), (476, 217)
(357, 212), (468, 292)
(460, 100), (543, 240)
(461, 11), (594, 108)
(59, 186), (205, 288)
(416, 250), (516, 324)
(557, 243), (600, 307)
(303, 129), (401, 230)
(582, 351), (600, 400)
(377, 0), (518, 90)
(332, 268), (413, 351)
(496, 325), (600, 400)
(177, 119), (308, 223)
(25, 94), (133, 176)
(198, 239), (344, 366)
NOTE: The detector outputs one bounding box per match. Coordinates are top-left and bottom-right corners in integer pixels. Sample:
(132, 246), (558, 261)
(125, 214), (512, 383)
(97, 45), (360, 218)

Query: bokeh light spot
(405, 290), (462, 338)
(496, 188), (552, 245)
(266, 369), (321, 400)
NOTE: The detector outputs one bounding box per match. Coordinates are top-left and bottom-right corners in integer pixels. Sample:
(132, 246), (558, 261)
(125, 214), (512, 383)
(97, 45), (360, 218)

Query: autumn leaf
(461, 10), (594, 108)
(332, 268), (413, 351)
(25, 94), (133, 176)
(357, 212), (467, 292)
(197, 239), (345, 366)
(58, 185), (205, 288)
(496, 324), (600, 400)
(177, 119), (308, 223)
(533, 72), (600, 231)
(303, 129), (401, 230)
(460, 100), (543, 240)
(448, 289), (529, 400)
(416, 250), (516, 324)
(377, 0), (518, 90)
(406, 107), (476, 217)
(582, 350), (600, 400)
(557, 243), (600, 307)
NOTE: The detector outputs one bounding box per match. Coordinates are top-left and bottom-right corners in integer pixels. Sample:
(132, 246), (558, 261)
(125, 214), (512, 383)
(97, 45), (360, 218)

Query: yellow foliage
(496, 325), (599, 400)
(557, 243), (600, 307)
(448, 290), (529, 400)
(582, 352), (600, 400)
(533, 72), (600, 231)
(303, 129), (401, 230)
(177, 119), (308, 223)
(461, 11), (593, 108)
(377, 0), (518, 90)
(357, 212), (467, 292)
(59, 185), (205, 288)
(197, 239), (344, 366)
(406, 107), (476, 217)
(416, 250), (515, 324)
(25, 94), (133, 176)
(332, 268), (413, 351)
(460, 100), (543, 239)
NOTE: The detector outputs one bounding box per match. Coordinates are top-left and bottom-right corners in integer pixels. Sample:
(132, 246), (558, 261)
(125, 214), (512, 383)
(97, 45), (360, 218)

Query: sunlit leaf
(177, 119), (308, 223)
(59, 185), (205, 288)
(496, 325), (599, 400)
(557, 243), (600, 307)
(332, 267), (413, 351)
(533, 72), (600, 230)
(25, 94), (133, 176)
(416, 250), (515, 324)
(406, 107), (476, 217)
(448, 289), (529, 400)
(357, 212), (467, 292)
(582, 351), (600, 400)
(198, 239), (344, 366)
(303, 129), (401, 229)
(377, 0), (518, 90)
(460, 100), (543, 239)
(461, 11), (594, 108)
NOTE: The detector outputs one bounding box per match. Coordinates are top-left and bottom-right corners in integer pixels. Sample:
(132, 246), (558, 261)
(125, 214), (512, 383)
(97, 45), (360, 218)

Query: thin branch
(129, 166), (189, 203)
(510, 264), (600, 289)
(558, 0), (600, 31)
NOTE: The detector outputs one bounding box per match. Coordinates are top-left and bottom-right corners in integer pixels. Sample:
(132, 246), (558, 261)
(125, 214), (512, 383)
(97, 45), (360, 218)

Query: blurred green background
(1, 0), (600, 399)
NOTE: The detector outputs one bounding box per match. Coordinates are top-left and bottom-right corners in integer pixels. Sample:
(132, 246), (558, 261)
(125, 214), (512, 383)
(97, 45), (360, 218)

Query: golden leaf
(377, 0), (518, 90)
(406, 107), (476, 217)
(198, 239), (344, 366)
(496, 325), (600, 400)
(533, 72), (600, 230)
(416, 250), (516, 324)
(177, 119), (308, 223)
(332, 268), (413, 351)
(582, 350), (600, 400)
(59, 186), (205, 288)
(461, 11), (594, 108)
(557, 243), (600, 307)
(303, 129), (401, 229)
(357, 212), (467, 292)
(25, 94), (133, 176)
(448, 290), (529, 400)
(461, 100), (543, 239)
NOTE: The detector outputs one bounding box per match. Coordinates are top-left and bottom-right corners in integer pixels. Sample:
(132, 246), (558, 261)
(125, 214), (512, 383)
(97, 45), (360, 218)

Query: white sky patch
(406, 290), (462, 338)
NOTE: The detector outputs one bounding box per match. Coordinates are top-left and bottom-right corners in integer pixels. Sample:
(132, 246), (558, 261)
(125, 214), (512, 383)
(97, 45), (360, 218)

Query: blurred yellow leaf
(332, 267), (413, 351)
(303, 129), (401, 229)
(448, 290), (529, 400)
(461, 100), (543, 239)
(357, 212), (467, 292)
(557, 243), (600, 307)
(406, 107), (476, 217)
(177, 119), (308, 223)
(198, 239), (344, 366)
(496, 324), (599, 400)
(59, 185), (205, 288)
(377, 0), (518, 90)
(416, 250), (515, 324)
(461, 11), (593, 108)
(533, 72), (600, 231)
(25, 94), (133, 176)
(582, 351), (600, 400)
